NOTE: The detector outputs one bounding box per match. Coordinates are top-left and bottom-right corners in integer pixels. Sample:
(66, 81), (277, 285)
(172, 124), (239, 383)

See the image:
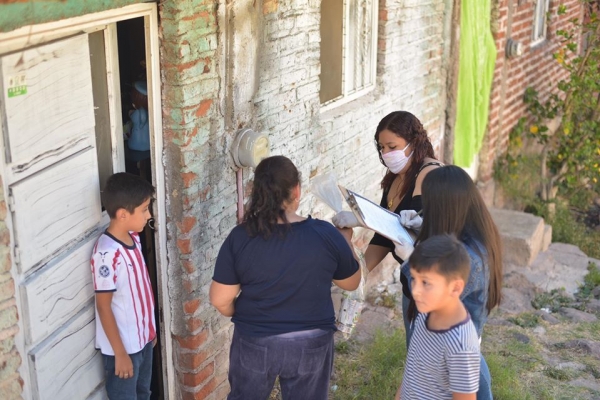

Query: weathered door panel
(28, 307), (104, 400)
(21, 237), (96, 344)
(1, 34), (95, 182)
(10, 149), (102, 274)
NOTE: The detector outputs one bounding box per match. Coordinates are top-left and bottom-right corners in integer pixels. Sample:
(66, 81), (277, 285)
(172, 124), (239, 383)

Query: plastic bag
(310, 172), (343, 213)
(337, 249), (367, 339)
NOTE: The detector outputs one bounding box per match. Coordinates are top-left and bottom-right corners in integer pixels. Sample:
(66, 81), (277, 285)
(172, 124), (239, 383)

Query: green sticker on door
(7, 74), (27, 98)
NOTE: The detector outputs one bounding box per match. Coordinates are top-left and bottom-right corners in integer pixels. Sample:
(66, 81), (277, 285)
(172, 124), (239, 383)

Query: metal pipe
(236, 168), (244, 224)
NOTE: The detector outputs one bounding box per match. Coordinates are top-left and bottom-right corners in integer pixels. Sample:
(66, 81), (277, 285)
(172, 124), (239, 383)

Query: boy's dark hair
(102, 172), (155, 218)
(409, 234), (470, 283)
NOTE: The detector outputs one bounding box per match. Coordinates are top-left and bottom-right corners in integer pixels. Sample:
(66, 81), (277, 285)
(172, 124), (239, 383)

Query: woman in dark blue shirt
(210, 156), (360, 400)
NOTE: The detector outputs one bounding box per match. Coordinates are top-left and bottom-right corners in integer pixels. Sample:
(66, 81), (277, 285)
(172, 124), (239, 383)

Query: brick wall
(160, 0), (451, 398)
(158, 0), (232, 398)
(0, 176), (21, 400)
(480, 0), (583, 188)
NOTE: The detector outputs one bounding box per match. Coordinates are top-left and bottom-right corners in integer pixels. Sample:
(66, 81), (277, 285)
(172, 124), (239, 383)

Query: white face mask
(381, 143), (412, 174)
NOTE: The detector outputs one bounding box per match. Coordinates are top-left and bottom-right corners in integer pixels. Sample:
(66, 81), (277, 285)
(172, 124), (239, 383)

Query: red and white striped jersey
(91, 231), (156, 355)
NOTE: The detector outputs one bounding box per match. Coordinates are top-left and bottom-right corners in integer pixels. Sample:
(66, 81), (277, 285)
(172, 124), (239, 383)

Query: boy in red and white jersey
(91, 172), (156, 399)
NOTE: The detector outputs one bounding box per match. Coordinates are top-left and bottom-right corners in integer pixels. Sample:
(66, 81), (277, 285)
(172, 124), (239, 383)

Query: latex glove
(393, 240), (415, 261)
(332, 211), (360, 228)
(400, 210), (422, 230)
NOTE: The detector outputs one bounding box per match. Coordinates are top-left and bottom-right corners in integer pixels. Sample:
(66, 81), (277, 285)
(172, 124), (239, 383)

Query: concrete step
(490, 208), (552, 267)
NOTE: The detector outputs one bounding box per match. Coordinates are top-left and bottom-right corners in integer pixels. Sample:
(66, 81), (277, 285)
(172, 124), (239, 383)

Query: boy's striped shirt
(401, 312), (480, 399)
(91, 231), (156, 355)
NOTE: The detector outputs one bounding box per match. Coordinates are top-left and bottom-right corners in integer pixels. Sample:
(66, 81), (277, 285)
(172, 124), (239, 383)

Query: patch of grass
(544, 366), (575, 381)
(585, 364), (600, 379)
(331, 329), (406, 399)
(481, 327), (600, 399)
(494, 154), (542, 208)
(485, 352), (533, 400)
(579, 262), (600, 299)
(532, 289), (574, 312)
(508, 312), (541, 328)
(379, 293), (397, 308)
(484, 335), (542, 400)
(547, 206), (600, 259)
(571, 321), (600, 341)
(584, 263), (600, 287)
(494, 153), (600, 259)
(335, 340), (351, 355)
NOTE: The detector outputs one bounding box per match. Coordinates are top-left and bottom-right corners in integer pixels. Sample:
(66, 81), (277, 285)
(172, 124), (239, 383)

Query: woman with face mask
(332, 110), (442, 282)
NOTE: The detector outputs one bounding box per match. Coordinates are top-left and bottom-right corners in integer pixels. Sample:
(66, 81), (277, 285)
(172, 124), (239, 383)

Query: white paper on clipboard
(339, 185), (415, 246)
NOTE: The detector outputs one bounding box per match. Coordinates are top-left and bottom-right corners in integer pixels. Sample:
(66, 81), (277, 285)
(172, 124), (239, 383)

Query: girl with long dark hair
(398, 165), (503, 400)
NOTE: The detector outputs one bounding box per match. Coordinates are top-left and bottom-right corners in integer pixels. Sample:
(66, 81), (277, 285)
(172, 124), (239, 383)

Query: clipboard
(339, 185), (415, 246)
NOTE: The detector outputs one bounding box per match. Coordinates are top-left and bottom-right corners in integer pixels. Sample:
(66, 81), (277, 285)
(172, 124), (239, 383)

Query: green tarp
(453, 0), (497, 167)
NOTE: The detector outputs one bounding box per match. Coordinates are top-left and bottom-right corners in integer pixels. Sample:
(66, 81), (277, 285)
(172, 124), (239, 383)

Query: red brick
(175, 330), (209, 350)
(184, 299), (201, 314)
(182, 278), (194, 294)
(0, 229), (10, 247)
(195, 100), (213, 118)
(194, 375), (220, 399)
(263, 0), (278, 14)
(183, 361), (214, 387)
(177, 216), (197, 235)
(0, 278), (15, 303)
(182, 260), (195, 274)
(181, 172), (197, 189)
(0, 249), (11, 274)
(180, 349), (210, 370)
(178, 238), (191, 255)
(187, 317), (203, 333)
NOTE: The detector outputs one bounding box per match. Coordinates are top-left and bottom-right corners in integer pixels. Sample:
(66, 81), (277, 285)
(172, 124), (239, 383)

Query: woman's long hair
(416, 166), (503, 313)
(374, 111), (435, 200)
(243, 156), (300, 238)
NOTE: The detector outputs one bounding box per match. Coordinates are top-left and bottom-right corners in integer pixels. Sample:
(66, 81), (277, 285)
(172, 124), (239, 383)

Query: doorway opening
(117, 16), (163, 400)
(91, 15), (163, 400)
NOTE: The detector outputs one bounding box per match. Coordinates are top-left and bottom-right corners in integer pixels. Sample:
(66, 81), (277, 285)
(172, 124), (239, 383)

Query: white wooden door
(1, 34), (105, 400)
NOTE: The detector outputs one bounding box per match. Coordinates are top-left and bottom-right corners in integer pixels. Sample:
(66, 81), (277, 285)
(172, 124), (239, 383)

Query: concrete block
(542, 224), (552, 252)
(490, 208), (545, 267)
(523, 243), (594, 295)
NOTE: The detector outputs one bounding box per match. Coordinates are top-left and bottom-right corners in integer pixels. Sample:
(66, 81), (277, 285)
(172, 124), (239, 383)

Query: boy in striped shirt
(397, 234), (480, 400)
(92, 173), (156, 399)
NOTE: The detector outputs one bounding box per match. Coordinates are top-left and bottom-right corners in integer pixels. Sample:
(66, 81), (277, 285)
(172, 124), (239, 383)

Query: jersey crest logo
(99, 265), (110, 278)
(98, 251), (109, 262)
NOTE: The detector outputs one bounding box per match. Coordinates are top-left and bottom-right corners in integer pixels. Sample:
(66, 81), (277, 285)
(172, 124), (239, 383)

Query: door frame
(0, 3), (174, 399)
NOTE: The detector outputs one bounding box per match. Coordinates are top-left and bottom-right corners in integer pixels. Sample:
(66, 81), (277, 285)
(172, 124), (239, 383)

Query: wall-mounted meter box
(231, 128), (270, 168)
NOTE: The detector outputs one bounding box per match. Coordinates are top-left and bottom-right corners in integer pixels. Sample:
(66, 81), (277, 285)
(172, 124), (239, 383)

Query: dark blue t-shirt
(213, 216), (359, 336)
